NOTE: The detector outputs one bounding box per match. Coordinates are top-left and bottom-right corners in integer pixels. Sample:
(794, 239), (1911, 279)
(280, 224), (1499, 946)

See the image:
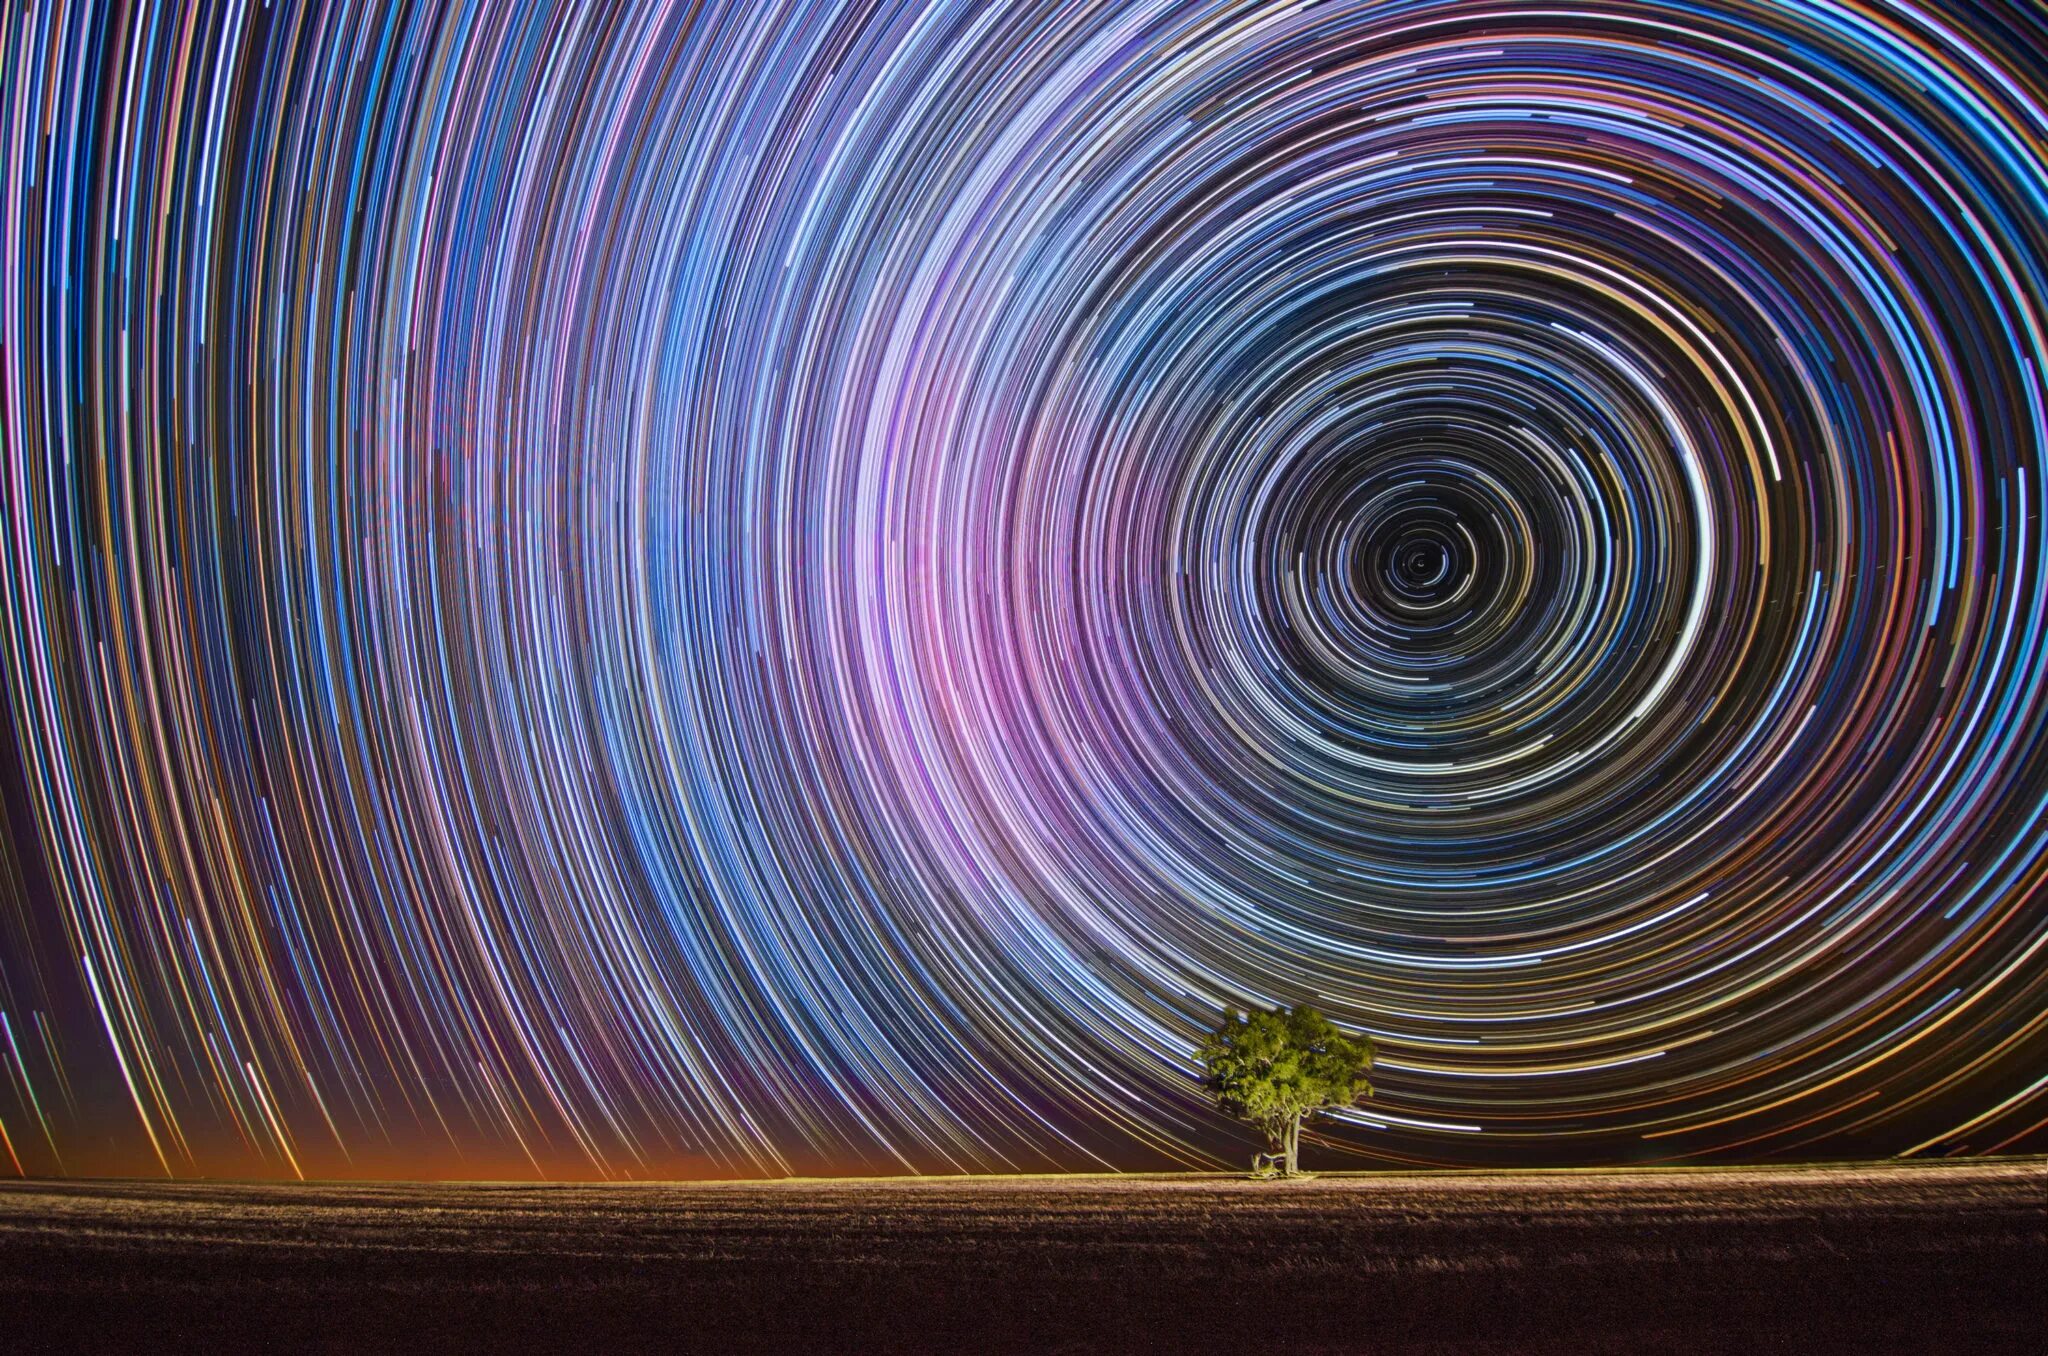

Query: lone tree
(1198, 1005), (1373, 1177)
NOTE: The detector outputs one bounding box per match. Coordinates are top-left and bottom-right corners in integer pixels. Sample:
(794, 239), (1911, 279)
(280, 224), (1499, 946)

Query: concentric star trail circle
(2, 0), (2046, 1178)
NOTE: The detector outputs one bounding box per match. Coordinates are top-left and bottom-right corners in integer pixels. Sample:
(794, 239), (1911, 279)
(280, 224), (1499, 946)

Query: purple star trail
(2, 0), (2046, 1179)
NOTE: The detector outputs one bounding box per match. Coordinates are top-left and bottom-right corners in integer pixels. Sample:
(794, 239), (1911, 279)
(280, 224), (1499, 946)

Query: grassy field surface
(2, 1159), (2041, 1352)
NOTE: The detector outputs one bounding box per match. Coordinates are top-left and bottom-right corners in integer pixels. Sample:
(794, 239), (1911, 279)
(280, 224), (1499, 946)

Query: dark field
(1, 1161), (2042, 1353)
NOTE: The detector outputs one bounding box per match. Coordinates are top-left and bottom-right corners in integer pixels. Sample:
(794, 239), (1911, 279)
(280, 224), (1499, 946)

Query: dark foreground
(1, 1161), (2042, 1354)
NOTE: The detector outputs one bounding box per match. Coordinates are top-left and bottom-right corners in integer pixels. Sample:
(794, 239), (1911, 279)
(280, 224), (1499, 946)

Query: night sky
(3, 0), (2047, 1181)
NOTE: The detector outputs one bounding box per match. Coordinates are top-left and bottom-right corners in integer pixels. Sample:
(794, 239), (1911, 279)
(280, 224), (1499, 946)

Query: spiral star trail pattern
(2, 0), (2047, 1181)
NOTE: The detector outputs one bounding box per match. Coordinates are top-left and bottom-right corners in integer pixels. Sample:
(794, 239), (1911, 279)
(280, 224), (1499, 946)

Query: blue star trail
(1, 0), (2046, 1179)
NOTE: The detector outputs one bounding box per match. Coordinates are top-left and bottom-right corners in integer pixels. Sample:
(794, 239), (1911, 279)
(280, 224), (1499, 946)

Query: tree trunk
(1284, 1114), (1301, 1176)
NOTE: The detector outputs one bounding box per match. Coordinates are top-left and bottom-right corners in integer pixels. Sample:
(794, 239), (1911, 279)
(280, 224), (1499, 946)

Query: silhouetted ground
(1, 1160), (2041, 1353)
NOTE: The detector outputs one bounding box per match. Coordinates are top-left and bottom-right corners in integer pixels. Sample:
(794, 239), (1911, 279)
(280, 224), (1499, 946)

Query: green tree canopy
(1197, 1005), (1373, 1177)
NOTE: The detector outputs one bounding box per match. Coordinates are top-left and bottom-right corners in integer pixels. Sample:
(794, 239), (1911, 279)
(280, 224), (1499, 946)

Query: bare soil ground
(0, 1160), (2041, 1353)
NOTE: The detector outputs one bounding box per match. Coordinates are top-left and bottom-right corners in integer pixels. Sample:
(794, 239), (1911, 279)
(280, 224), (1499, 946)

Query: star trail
(2, 0), (2047, 1181)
